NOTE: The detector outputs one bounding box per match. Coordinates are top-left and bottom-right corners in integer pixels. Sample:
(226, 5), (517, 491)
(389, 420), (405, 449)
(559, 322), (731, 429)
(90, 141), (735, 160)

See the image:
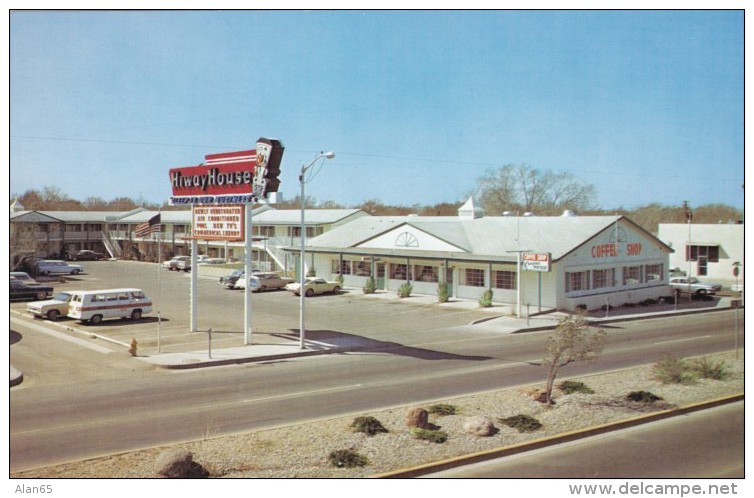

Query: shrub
(498, 414), (542, 433)
(336, 274), (344, 285)
(652, 354), (698, 385)
(437, 282), (451, 303)
(363, 276), (377, 294)
(398, 282), (413, 298)
(350, 416), (388, 436)
(328, 449), (368, 468)
(410, 427), (448, 443)
(479, 289), (493, 308)
(306, 268), (317, 277)
(626, 391), (663, 403)
(558, 380), (594, 395)
(428, 403), (458, 416)
(692, 357), (731, 381)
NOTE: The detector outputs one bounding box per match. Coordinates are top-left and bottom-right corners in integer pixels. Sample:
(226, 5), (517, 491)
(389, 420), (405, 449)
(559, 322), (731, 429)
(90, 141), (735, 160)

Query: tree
(542, 313), (606, 406)
(474, 164), (597, 216)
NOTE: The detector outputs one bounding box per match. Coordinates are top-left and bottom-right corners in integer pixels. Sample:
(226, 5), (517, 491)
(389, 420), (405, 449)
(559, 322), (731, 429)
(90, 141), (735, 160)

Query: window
(288, 226), (322, 238)
(592, 268), (615, 289)
(645, 264), (664, 283)
(331, 259), (352, 275)
(623, 266), (642, 285)
(390, 263), (408, 280)
(686, 245), (719, 262)
(566, 271), (590, 292)
(462, 268), (485, 287)
(414, 265), (438, 282)
(493, 270), (516, 290)
(354, 261), (371, 276)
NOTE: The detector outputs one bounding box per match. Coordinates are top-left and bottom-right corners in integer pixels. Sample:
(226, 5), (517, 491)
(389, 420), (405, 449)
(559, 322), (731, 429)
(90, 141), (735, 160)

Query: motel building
(289, 198), (675, 312)
(658, 221), (744, 289)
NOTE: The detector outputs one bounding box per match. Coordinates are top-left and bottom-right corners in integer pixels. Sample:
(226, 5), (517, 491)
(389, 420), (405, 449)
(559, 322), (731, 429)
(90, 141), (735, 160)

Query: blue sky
(9, 10), (745, 210)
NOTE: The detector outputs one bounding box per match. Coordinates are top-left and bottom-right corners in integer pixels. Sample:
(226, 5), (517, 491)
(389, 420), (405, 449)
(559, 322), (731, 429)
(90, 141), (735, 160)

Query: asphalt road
(424, 401), (745, 478)
(9, 261), (745, 472)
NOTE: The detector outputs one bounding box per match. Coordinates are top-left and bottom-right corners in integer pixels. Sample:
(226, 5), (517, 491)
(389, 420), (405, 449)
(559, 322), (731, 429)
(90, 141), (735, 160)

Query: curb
(371, 394), (744, 478)
(145, 346), (340, 370)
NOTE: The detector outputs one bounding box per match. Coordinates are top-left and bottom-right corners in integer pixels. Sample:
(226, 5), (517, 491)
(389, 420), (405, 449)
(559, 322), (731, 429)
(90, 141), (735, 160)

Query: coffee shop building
(293, 199), (674, 312)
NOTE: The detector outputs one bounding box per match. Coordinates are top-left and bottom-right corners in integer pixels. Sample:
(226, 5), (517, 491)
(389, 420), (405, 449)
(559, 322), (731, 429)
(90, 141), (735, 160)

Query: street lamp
(299, 151), (335, 349)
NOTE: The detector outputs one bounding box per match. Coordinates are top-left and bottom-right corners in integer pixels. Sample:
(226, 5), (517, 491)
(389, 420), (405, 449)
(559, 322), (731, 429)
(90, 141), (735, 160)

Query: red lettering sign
(169, 150), (256, 198)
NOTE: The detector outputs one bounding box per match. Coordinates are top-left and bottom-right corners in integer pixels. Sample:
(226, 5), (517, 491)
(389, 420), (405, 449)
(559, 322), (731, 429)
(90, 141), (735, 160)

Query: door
(445, 266), (454, 297)
(376, 263), (386, 290)
(697, 256), (708, 276)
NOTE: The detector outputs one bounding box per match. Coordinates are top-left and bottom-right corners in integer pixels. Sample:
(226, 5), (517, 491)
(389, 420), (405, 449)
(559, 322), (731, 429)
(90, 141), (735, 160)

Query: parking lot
(10, 260), (500, 357)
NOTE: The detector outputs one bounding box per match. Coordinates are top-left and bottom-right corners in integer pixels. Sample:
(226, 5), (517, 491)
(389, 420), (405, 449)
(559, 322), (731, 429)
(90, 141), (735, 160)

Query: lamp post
(299, 151), (335, 349)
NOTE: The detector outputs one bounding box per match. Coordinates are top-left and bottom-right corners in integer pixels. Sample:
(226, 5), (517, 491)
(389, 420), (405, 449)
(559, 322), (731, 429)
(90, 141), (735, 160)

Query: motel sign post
(168, 138), (285, 345)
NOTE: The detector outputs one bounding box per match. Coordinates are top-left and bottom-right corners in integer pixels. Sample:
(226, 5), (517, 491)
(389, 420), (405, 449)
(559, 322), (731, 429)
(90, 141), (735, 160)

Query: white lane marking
(241, 384), (363, 403)
(11, 316), (114, 354)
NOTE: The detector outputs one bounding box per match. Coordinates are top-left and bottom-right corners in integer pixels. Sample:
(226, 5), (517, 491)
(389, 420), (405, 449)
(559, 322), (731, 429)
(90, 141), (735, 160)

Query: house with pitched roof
(289, 198), (674, 312)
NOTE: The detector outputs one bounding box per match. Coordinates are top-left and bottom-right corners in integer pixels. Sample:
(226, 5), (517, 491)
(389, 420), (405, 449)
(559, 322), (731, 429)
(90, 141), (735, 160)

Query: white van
(67, 288), (153, 324)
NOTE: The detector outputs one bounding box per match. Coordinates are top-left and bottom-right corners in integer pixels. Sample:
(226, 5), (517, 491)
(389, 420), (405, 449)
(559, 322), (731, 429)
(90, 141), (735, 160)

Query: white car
(27, 291), (74, 321)
(236, 272), (294, 292)
(35, 260), (83, 276)
(162, 256), (190, 271)
(669, 277), (722, 296)
(285, 277), (342, 297)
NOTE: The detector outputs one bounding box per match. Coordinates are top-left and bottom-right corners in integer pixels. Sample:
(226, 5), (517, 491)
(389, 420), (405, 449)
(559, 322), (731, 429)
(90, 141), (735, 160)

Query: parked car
(10, 280), (54, 301)
(162, 256), (190, 271)
(669, 277), (722, 296)
(237, 272), (294, 292)
(199, 258), (226, 265)
(26, 291), (74, 321)
(34, 260), (83, 276)
(175, 255), (212, 272)
(70, 249), (106, 261)
(219, 269), (245, 288)
(10, 272), (38, 284)
(285, 277), (342, 297)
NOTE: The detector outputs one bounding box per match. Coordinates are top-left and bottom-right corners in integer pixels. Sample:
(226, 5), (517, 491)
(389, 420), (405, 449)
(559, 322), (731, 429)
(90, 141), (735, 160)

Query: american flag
(135, 214), (161, 238)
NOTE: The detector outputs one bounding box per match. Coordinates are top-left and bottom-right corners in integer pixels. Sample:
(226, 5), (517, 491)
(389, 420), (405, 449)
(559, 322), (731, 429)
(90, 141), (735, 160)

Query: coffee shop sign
(522, 252), (551, 272)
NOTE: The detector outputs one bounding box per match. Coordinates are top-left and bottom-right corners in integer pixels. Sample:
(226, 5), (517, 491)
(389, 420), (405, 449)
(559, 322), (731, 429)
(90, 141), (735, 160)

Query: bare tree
(542, 313), (607, 406)
(475, 163), (597, 215)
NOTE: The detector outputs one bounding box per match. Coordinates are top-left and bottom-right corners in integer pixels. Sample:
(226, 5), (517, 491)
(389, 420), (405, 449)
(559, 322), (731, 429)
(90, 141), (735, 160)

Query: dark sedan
(10, 280), (54, 301)
(70, 250), (106, 261)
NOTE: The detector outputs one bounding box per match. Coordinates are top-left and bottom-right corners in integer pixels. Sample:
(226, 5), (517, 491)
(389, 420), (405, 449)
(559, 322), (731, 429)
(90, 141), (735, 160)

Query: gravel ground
(11, 351), (744, 479)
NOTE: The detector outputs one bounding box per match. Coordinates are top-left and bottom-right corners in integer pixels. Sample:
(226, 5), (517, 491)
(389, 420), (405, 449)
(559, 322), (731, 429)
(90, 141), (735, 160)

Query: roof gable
(357, 223), (468, 252)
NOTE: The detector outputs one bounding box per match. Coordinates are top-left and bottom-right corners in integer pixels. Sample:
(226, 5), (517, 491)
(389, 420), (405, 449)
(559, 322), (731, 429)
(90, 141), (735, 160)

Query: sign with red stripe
(169, 149), (257, 198)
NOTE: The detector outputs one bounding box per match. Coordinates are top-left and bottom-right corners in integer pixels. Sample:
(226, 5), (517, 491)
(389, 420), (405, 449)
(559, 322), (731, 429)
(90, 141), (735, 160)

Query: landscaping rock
(156, 448), (209, 478)
(463, 416), (496, 437)
(405, 407), (430, 429)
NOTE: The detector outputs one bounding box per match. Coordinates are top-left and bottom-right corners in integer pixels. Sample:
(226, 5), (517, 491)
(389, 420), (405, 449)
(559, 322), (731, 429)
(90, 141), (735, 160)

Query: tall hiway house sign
(165, 137), (284, 343)
(168, 137), (284, 242)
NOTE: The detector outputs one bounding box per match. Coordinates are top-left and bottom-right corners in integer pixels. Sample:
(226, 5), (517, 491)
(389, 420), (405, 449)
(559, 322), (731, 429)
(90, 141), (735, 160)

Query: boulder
(463, 416), (496, 437)
(156, 448), (209, 478)
(405, 407), (430, 429)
